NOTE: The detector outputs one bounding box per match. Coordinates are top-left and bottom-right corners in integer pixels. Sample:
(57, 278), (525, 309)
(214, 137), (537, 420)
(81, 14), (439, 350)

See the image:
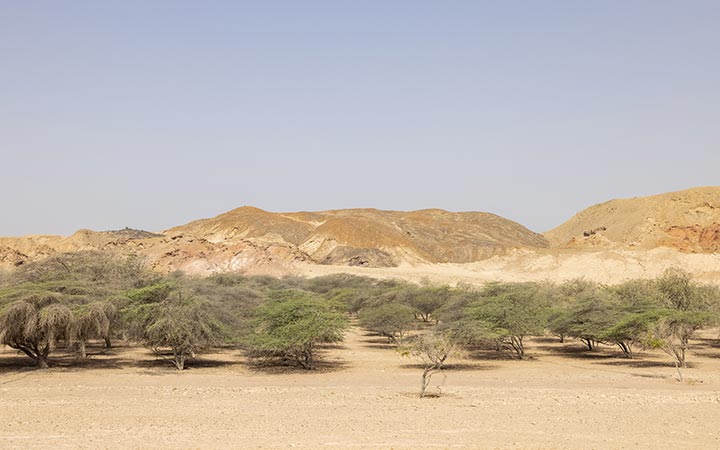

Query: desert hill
(545, 187), (720, 252)
(2, 187), (720, 283)
(0, 207), (548, 275)
(0, 227), (309, 276)
(164, 207), (549, 266)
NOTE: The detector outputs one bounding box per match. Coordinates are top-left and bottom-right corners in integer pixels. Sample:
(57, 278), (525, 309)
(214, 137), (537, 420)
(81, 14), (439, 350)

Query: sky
(1, 1), (719, 236)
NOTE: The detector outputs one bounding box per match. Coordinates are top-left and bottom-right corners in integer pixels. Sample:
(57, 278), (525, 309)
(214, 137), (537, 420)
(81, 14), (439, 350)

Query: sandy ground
(2, 328), (720, 450)
(299, 248), (720, 286)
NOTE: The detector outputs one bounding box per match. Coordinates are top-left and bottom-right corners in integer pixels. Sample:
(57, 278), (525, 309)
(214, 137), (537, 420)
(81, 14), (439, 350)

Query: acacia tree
(0, 296), (74, 368)
(247, 290), (347, 369)
(1, 279), (121, 354)
(145, 298), (224, 370)
(549, 289), (620, 351)
(15, 251), (153, 289)
(4, 251), (154, 356)
(404, 286), (451, 323)
(605, 308), (714, 380)
(546, 279), (599, 343)
(657, 268), (696, 311)
(123, 285), (225, 370)
(468, 282), (548, 359)
(73, 301), (117, 358)
(644, 310), (715, 379)
(359, 303), (417, 344)
(600, 280), (665, 358)
(602, 311), (652, 359)
(400, 331), (458, 398)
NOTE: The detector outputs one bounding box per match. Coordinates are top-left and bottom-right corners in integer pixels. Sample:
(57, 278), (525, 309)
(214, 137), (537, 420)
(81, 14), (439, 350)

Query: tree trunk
(78, 340), (87, 359)
(174, 354), (185, 371)
(680, 348), (687, 368)
(14, 344), (40, 362)
(420, 368), (431, 398)
(104, 336), (112, 348)
(582, 338), (596, 351)
(36, 354), (49, 369)
(617, 341), (633, 359)
(303, 350), (313, 370)
(510, 336), (525, 359)
(673, 358), (683, 382)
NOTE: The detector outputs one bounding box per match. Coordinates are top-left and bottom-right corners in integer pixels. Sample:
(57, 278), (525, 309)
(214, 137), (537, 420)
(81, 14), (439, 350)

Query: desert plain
(3, 187), (720, 450)
(3, 325), (720, 450)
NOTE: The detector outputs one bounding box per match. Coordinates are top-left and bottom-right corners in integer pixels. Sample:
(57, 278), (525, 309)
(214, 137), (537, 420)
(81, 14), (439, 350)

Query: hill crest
(545, 186), (720, 252)
(165, 207), (549, 266)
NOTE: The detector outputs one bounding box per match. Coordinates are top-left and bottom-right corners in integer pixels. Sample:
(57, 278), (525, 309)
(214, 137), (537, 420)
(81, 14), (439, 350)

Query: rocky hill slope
(0, 208), (548, 275)
(164, 207), (549, 266)
(2, 187), (719, 283)
(545, 187), (720, 252)
(0, 228), (309, 276)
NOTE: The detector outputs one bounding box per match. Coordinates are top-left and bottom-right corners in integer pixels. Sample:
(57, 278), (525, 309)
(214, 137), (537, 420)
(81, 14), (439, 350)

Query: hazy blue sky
(1, 1), (719, 236)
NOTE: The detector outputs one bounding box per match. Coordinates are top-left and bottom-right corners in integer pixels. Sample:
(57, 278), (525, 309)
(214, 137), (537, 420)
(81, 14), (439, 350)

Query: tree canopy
(247, 290), (348, 369)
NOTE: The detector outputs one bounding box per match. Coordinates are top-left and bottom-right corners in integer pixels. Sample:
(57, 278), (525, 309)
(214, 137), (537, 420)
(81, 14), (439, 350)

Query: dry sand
(299, 248), (720, 286)
(2, 327), (720, 449)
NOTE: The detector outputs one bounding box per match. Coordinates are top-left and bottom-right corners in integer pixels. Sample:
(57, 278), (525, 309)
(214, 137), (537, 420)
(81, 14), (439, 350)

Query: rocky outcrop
(662, 223), (720, 253)
(545, 187), (720, 252)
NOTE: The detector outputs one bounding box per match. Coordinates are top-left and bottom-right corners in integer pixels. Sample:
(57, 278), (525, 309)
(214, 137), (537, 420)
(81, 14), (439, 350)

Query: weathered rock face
(166, 207), (549, 266)
(0, 229), (311, 276)
(545, 187), (720, 252)
(662, 223), (720, 253)
(320, 247), (398, 267)
(4, 187), (719, 278)
(0, 207), (548, 274)
(0, 246), (29, 267)
(143, 234), (311, 276)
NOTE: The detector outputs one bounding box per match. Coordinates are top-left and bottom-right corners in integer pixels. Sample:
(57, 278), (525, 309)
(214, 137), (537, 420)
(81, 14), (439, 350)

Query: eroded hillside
(545, 187), (720, 252)
(165, 207), (549, 266)
(0, 207), (548, 275)
(2, 187), (720, 282)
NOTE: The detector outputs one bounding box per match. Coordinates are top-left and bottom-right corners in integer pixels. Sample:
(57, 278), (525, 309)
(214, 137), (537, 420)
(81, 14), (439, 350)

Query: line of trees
(1, 252), (719, 382)
(307, 270), (720, 383)
(0, 252), (351, 370)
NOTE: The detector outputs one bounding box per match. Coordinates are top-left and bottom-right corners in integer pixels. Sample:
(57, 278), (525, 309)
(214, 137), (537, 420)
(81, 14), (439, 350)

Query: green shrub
(247, 290), (347, 369)
(359, 303), (417, 344)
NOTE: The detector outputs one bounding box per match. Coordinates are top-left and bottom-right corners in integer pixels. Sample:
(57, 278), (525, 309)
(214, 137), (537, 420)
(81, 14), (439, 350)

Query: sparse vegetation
(72, 301), (116, 358)
(124, 287), (226, 370)
(0, 253), (719, 386)
(464, 282), (550, 359)
(400, 331), (458, 397)
(0, 296), (75, 368)
(246, 290), (348, 369)
(359, 303), (417, 344)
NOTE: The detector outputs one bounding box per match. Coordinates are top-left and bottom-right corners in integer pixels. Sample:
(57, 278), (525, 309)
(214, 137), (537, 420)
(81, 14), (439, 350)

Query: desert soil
(2, 327), (720, 450)
(298, 248), (720, 286)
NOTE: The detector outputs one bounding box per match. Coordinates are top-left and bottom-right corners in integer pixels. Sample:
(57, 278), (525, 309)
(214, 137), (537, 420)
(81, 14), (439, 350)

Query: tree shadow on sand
(399, 362), (500, 371)
(595, 359), (697, 369)
(246, 358), (349, 375)
(463, 347), (523, 362)
(0, 345), (242, 374)
(535, 343), (622, 360)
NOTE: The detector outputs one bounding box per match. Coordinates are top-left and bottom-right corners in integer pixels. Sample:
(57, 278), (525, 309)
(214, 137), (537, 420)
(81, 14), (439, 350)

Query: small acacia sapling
(400, 332), (458, 398)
